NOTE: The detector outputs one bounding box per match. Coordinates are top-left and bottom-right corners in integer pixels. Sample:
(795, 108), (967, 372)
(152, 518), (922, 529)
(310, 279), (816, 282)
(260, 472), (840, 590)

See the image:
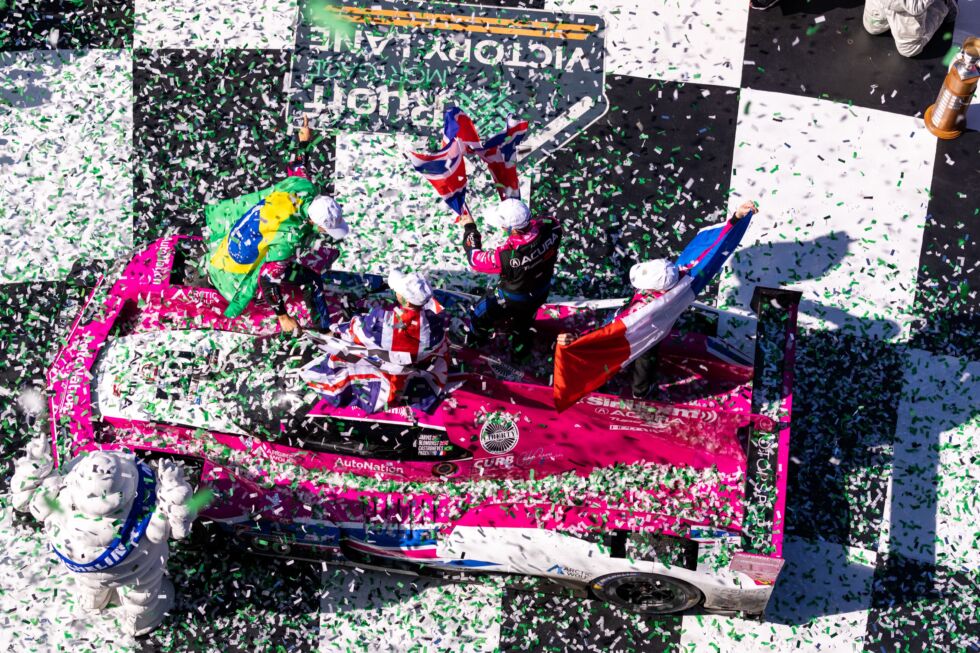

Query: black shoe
(750, 0), (781, 9)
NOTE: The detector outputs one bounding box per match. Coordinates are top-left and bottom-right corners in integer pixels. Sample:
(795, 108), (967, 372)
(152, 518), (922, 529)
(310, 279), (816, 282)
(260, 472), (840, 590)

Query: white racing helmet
(487, 198), (531, 230)
(307, 196), (349, 240)
(629, 259), (680, 291)
(387, 269), (433, 307)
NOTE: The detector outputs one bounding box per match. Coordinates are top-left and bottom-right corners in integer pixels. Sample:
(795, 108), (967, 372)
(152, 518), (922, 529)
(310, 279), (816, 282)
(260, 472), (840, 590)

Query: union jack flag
(300, 305), (449, 414)
(407, 106), (529, 217)
(443, 106), (482, 154)
(477, 114), (528, 199)
(405, 138), (469, 217)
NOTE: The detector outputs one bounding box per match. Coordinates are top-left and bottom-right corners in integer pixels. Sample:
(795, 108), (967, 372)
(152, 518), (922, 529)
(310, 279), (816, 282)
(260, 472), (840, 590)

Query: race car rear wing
(740, 287), (802, 560)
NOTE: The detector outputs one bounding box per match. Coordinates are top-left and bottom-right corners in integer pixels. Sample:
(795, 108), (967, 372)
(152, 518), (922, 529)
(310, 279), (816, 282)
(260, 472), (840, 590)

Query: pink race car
(47, 235), (800, 617)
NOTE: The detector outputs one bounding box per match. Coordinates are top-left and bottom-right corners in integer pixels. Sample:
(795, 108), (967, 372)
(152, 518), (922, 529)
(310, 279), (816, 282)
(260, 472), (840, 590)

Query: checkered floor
(2, 0), (979, 651)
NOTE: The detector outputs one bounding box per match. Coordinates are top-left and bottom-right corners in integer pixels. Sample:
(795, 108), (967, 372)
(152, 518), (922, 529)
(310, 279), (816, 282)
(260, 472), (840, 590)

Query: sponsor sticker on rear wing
(741, 287), (802, 560)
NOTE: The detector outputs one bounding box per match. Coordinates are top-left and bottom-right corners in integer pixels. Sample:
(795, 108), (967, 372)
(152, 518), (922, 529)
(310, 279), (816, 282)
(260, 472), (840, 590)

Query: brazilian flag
(205, 176), (317, 318)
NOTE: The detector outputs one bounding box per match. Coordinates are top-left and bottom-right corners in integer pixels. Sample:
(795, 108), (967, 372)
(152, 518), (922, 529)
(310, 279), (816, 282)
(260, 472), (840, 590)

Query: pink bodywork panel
(46, 236), (792, 566)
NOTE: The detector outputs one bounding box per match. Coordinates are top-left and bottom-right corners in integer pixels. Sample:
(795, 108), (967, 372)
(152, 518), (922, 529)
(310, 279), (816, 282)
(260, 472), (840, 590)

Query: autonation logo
(334, 458), (404, 475)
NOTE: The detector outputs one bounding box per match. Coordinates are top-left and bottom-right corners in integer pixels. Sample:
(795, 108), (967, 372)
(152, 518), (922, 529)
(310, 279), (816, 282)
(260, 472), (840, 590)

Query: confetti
(1, 1), (978, 651)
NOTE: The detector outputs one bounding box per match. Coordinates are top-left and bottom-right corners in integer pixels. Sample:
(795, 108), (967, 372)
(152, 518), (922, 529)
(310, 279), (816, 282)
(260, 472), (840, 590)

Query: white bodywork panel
(437, 526), (774, 613)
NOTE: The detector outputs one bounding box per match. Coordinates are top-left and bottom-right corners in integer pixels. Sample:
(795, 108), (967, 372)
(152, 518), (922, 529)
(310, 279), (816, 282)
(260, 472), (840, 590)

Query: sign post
(287, 0), (609, 166)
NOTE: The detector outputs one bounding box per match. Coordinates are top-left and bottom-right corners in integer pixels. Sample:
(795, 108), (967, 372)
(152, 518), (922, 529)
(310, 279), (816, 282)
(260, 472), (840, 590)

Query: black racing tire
(590, 572), (702, 614)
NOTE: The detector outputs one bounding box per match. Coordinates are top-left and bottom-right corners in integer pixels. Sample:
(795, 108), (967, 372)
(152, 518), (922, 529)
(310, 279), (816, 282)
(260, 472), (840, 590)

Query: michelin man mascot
(10, 437), (197, 636)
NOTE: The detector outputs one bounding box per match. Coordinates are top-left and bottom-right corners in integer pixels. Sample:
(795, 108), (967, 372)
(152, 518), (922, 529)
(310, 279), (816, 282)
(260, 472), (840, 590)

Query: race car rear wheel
(590, 572), (702, 614)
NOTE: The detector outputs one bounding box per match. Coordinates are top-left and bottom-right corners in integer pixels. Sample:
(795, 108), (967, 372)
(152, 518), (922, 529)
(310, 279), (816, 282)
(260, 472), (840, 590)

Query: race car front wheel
(590, 572), (702, 614)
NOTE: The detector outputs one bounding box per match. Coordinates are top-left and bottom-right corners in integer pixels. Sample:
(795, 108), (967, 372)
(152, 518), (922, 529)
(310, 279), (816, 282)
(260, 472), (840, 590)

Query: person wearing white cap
(558, 199), (758, 398)
(206, 115), (350, 332)
(458, 198), (563, 357)
(301, 269), (449, 413)
(387, 269), (434, 309)
(256, 194), (349, 334)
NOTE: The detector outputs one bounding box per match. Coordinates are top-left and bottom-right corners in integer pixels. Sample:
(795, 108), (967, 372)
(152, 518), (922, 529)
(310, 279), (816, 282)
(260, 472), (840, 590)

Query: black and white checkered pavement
(2, 0), (979, 651)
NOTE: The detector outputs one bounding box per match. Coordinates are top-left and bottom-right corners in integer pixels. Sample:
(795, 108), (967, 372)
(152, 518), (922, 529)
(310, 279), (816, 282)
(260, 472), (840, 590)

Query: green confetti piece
(185, 487), (216, 514)
(942, 45), (959, 67)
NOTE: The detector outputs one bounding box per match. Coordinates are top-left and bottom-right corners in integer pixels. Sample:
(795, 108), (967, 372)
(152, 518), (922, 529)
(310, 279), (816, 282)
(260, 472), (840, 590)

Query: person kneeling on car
(299, 270), (449, 414)
(206, 116), (348, 333)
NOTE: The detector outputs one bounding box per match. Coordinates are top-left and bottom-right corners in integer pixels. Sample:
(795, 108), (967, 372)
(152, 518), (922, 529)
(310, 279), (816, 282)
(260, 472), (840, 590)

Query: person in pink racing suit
(256, 116), (350, 334)
(558, 199), (758, 398)
(459, 199), (563, 358)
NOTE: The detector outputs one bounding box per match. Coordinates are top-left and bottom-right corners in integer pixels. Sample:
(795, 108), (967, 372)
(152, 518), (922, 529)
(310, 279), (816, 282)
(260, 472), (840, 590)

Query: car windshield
(92, 330), (318, 438)
(91, 329), (473, 462)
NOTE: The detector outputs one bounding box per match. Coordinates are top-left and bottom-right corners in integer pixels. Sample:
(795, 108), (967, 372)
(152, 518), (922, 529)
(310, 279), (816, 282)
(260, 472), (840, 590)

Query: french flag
(406, 138), (469, 217)
(478, 114), (528, 200)
(552, 213), (754, 411)
(552, 277), (697, 412)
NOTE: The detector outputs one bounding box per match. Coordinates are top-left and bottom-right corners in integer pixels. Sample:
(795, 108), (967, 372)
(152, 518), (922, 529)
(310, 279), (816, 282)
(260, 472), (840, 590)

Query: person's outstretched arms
(10, 434), (56, 513)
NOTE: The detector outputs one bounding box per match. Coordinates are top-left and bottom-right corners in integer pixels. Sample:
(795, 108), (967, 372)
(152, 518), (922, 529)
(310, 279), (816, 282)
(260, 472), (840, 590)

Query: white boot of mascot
(11, 438), (196, 636)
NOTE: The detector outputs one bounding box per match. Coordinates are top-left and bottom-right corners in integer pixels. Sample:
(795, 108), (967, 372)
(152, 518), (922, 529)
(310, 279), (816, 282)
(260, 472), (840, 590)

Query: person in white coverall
(864, 0), (958, 57)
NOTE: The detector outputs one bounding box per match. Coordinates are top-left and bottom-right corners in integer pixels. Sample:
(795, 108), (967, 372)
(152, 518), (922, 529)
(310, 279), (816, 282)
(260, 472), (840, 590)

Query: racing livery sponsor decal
(167, 287), (227, 308)
(516, 446), (563, 467)
(583, 395), (719, 434)
(478, 411), (520, 455)
(416, 431), (452, 457)
(151, 238), (175, 285)
(333, 457), (405, 475)
(546, 564), (593, 581)
(729, 552), (785, 586)
(288, 0), (608, 164)
(260, 444), (308, 466)
(474, 455), (514, 471)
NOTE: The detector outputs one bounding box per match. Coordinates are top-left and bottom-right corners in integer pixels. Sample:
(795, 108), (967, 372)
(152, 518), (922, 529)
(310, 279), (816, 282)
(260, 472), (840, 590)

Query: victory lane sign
(286, 0), (609, 165)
